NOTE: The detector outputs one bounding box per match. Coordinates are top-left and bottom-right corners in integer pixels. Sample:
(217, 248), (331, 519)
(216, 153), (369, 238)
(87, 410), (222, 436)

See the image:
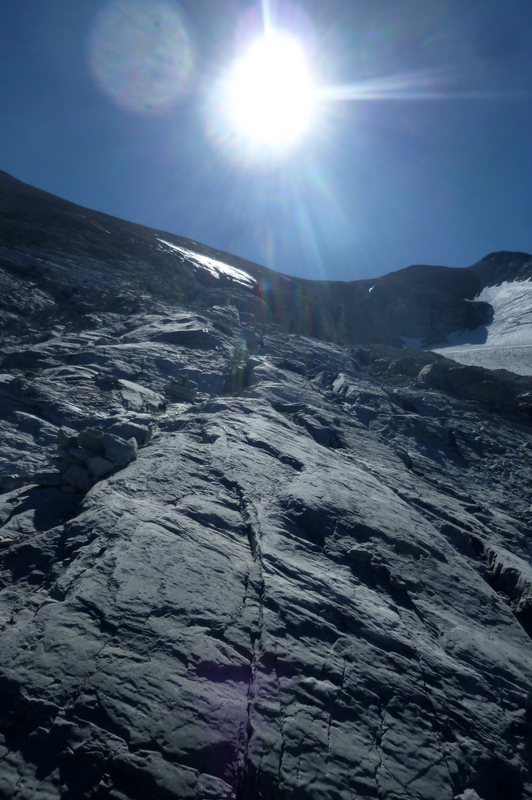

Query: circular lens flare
(229, 31), (315, 146)
(88, 0), (193, 115)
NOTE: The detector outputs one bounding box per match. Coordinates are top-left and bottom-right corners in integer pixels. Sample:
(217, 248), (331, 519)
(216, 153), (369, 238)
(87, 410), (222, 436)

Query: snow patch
(157, 238), (256, 288)
(432, 279), (532, 376)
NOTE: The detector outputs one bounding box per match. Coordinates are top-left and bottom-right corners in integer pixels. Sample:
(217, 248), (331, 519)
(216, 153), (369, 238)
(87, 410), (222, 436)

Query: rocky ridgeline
(42, 422), (150, 492)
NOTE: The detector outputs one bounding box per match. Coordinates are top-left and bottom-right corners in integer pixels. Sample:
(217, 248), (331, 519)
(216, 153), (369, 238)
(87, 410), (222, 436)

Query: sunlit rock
(0, 173), (531, 799)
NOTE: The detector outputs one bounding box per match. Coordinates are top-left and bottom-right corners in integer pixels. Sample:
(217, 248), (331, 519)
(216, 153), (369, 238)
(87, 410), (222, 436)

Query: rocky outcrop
(0, 174), (531, 800)
(40, 424), (143, 493)
(418, 360), (532, 414)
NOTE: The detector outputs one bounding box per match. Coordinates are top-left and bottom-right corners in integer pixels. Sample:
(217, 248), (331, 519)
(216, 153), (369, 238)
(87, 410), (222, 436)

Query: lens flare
(88, 0), (193, 115)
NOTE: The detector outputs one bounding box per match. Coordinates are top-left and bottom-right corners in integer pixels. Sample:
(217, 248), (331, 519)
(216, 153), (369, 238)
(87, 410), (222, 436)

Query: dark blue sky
(1, 0), (531, 281)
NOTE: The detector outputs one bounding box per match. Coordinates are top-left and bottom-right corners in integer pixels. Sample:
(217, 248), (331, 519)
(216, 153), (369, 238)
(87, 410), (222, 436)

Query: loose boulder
(103, 432), (138, 467)
(87, 455), (115, 479)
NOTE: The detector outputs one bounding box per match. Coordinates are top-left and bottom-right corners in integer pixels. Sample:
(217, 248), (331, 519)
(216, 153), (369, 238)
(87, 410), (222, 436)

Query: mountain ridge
(2, 170), (531, 348)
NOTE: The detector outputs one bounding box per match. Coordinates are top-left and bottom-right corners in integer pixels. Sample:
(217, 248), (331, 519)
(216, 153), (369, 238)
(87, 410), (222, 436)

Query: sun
(228, 30), (315, 147)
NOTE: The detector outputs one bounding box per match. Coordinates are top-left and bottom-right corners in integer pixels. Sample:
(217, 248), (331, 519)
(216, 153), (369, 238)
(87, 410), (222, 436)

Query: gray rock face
(0, 174), (531, 800)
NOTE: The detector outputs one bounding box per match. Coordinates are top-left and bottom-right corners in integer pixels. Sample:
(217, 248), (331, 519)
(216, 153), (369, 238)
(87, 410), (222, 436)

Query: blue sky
(1, 0), (531, 281)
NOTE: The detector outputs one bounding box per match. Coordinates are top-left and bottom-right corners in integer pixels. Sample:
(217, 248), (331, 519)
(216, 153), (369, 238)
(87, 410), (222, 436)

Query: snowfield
(157, 237), (257, 288)
(432, 280), (532, 375)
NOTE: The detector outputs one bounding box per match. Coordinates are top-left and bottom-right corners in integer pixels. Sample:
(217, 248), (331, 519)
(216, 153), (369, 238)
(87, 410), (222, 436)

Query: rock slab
(0, 175), (531, 799)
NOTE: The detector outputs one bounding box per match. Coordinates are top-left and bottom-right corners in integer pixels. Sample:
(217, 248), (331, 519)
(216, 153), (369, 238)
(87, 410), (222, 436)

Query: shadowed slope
(3, 170), (527, 348)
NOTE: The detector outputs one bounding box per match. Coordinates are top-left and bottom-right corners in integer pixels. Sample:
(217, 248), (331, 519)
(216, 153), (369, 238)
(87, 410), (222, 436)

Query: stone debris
(102, 431), (138, 468)
(67, 446), (94, 464)
(63, 462), (92, 492)
(48, 425), (141, 492)
(107, 419), (151, 446)
(57, 425), (78, 448)
(87, 455), (115, 479)
(77, 427), (105, 453)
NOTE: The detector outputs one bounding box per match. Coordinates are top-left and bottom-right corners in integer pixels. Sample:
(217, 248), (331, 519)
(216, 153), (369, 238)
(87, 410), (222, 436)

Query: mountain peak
(471, 250), (532, 286)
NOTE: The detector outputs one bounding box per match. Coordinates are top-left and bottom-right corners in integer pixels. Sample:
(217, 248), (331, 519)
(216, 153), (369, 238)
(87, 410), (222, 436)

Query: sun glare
(229, 31), (315, 147)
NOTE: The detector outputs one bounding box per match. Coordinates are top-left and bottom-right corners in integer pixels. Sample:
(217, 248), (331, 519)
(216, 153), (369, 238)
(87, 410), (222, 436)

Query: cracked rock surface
(0, 173), (532, 799)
